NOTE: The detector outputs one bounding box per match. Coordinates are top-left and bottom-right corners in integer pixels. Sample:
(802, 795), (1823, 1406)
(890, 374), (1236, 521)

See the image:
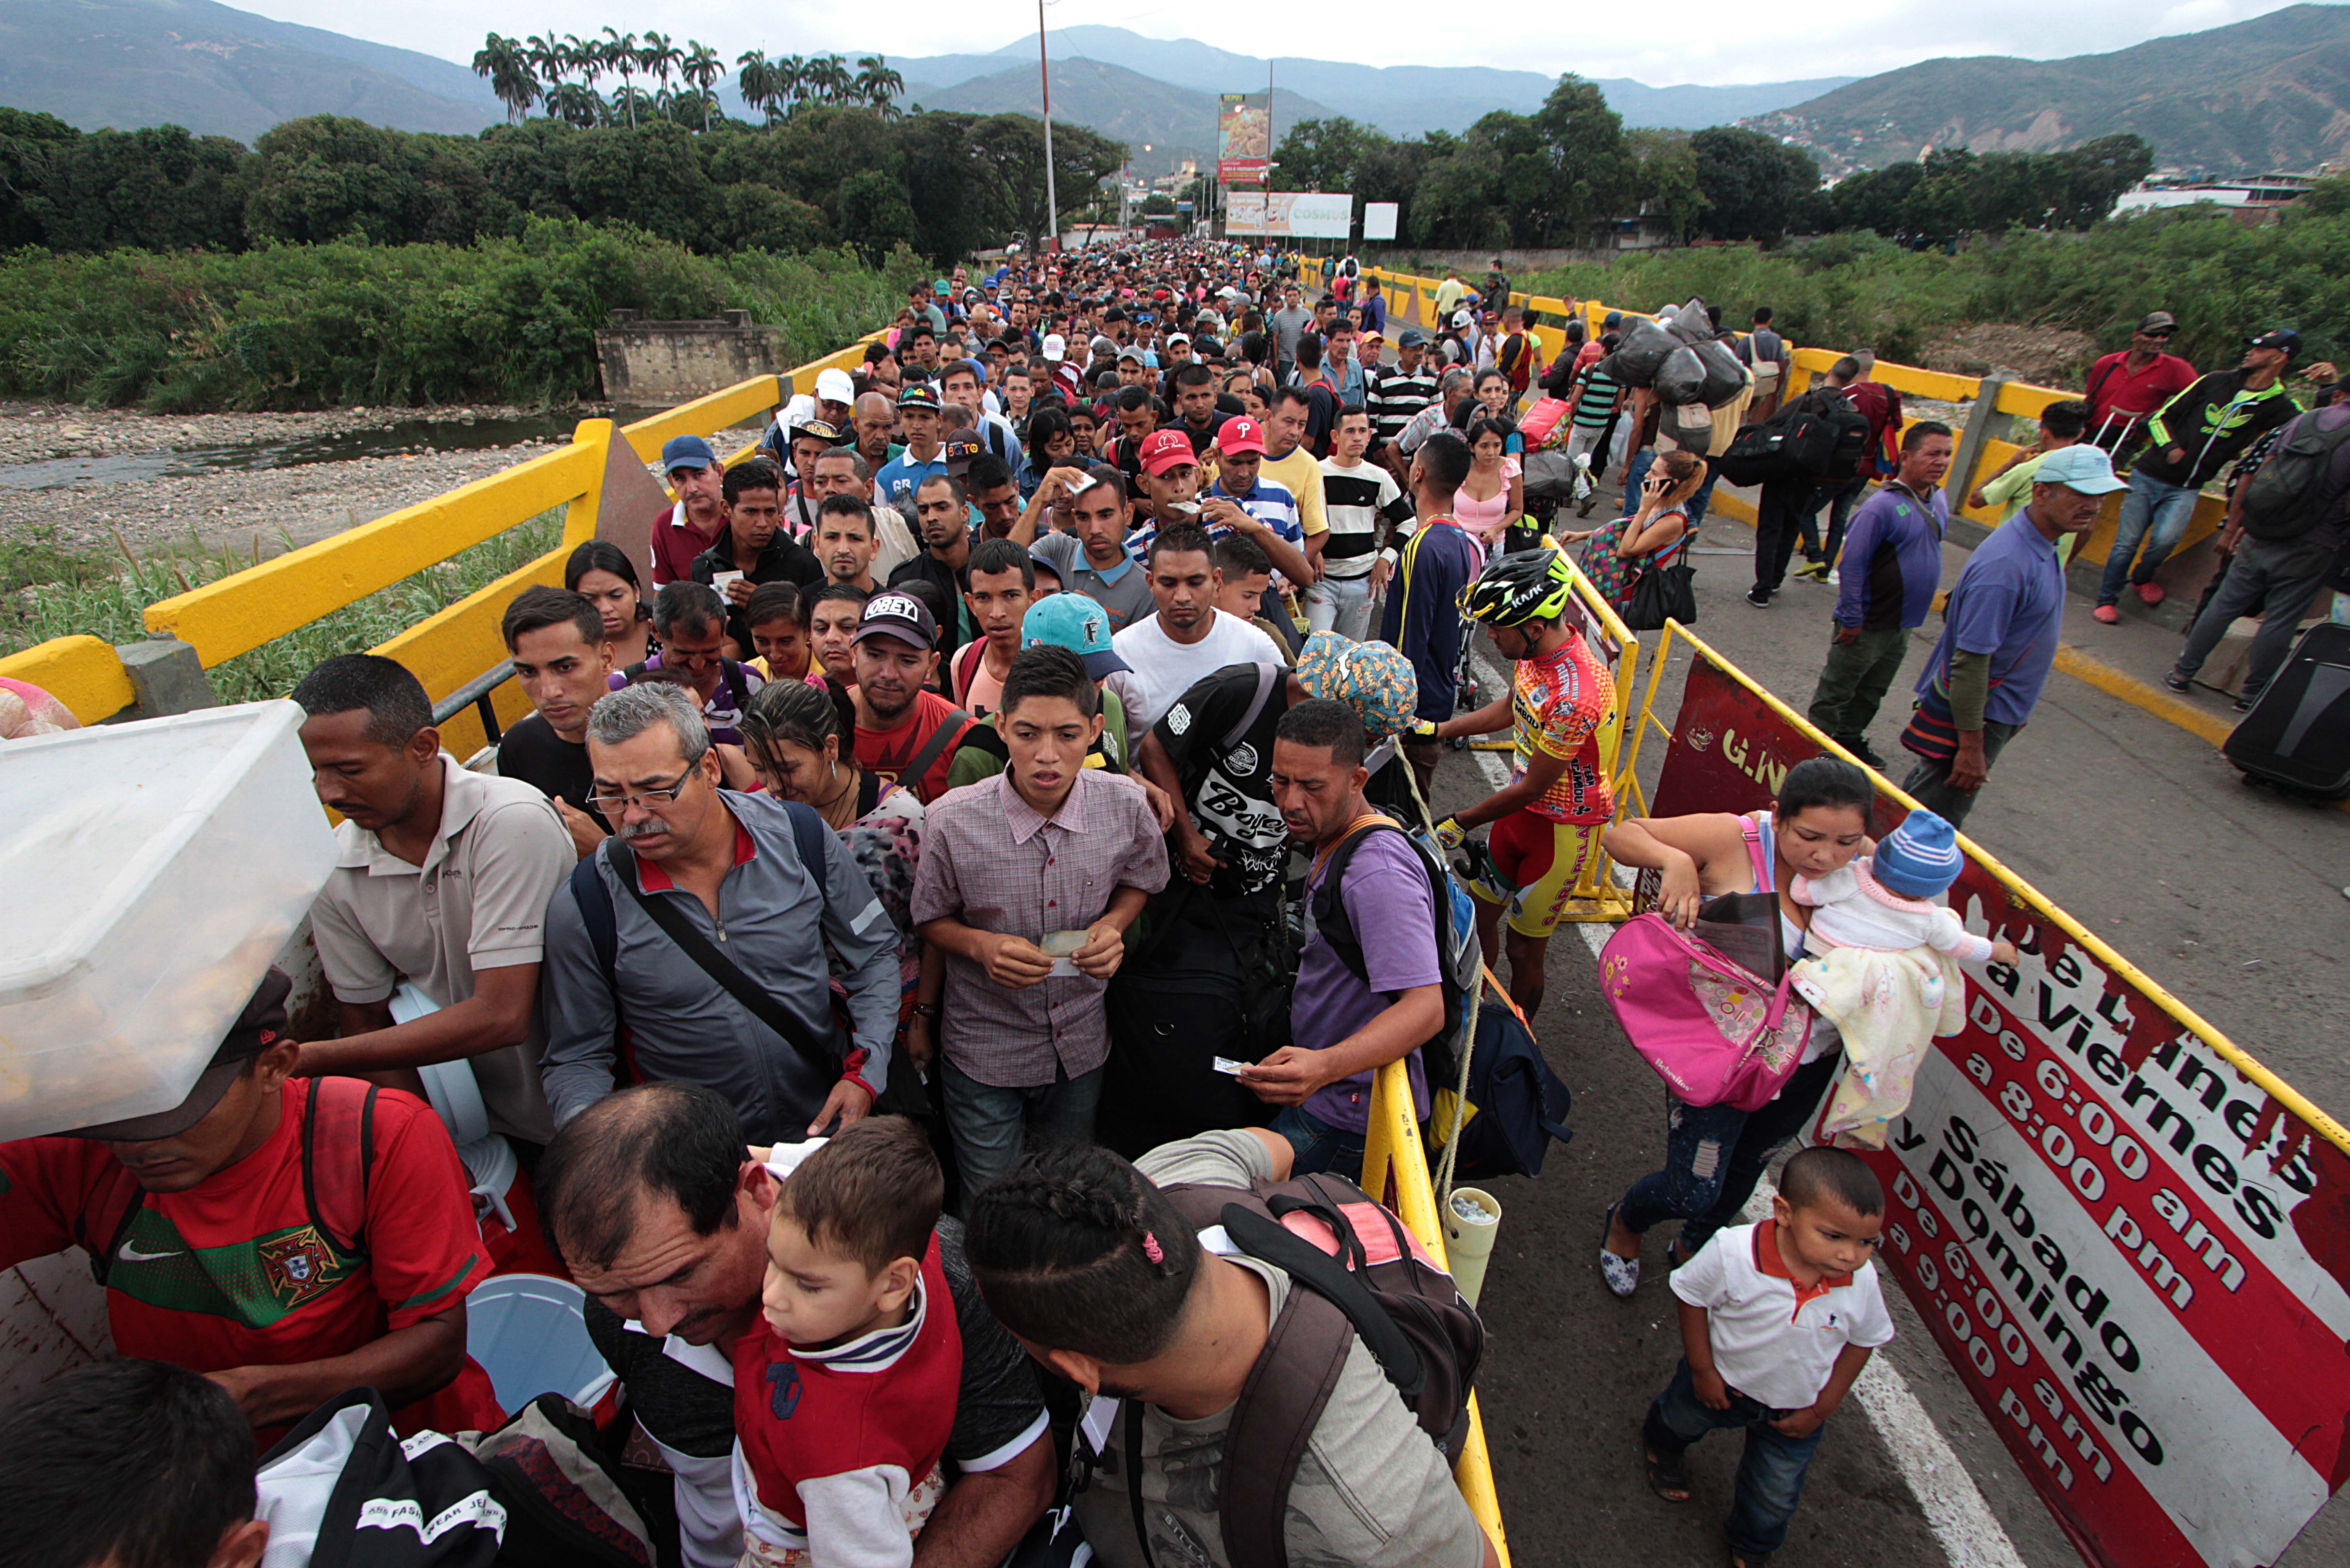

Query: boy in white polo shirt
(1642, 1146), (1895, 1566)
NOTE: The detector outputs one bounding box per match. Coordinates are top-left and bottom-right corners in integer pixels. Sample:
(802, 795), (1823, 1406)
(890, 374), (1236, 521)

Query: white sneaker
(1825, 568), (1841, 587)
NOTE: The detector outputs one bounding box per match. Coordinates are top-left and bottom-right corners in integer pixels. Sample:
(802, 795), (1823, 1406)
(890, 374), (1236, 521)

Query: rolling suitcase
(2223, 622), (2350, 798)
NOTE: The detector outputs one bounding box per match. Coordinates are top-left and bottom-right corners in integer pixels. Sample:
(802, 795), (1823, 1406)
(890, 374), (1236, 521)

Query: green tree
(0, 108), (79, 249)
(835, 167), (917, 259)
(1626, 128), (1704, 244)
(855, 57), (905, 118)
(1689, 125), (1818, 242)
(680, 44), (726, 132)
(473, 34), (541, 124)
(27, 125), (245, 253)
(1531, 76), (1633, 242)
(600, 29), (642, 127)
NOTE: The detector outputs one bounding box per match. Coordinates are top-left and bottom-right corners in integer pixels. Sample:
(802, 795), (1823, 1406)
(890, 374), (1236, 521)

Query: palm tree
(806, 55), (854, 107)
(565, 34), (603, 93)
(735, 51), (779, 121)
(854, 55), (905, 118)
(775, 54), (808, 114)
(682, 43), (726, 132)
(523, 32), (566, 92)
(638, 31), (683, 97)
(472, 34), (539, 123)
(600, 27), (641, 126)
(548, 80), (601, 128)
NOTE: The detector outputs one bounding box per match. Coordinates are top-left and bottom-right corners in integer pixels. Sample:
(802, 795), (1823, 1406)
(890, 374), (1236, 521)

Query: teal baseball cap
(1023, 593), (1129, 679)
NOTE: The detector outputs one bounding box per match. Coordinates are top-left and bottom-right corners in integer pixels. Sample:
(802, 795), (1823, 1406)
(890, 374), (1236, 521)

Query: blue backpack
(1309, 819), (1480, 1052)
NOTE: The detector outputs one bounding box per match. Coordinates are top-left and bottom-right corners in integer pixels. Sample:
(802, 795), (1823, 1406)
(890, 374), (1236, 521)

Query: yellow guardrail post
(564, 418), (613, 548)
(0, 636), (138, 726)
(1360, 1059), (1512, 1568)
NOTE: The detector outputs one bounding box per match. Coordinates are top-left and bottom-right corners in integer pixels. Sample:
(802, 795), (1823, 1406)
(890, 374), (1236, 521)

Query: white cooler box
(0, 700), (335, 1140)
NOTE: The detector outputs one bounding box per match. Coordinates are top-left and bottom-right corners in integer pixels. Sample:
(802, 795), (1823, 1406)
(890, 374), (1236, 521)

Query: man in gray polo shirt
(538, 683), (899, 1144)
(294, 653), (571, 1151)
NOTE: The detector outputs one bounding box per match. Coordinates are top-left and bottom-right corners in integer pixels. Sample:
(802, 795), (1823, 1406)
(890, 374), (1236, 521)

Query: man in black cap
(2095, 328), (2332, 622)
(0, 969), (503, 1445)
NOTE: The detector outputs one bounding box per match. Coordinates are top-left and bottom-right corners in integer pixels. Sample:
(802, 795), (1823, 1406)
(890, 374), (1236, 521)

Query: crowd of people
(23, 235), (2276, 1568)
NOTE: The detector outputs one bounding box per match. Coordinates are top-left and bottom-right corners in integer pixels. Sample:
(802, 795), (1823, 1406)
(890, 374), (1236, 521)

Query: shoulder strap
(723, 660), (748, 710)
(782, 797), (831, 889)
(570, 852), (618, 982)
(1309, 818), (1410, 984)
(1743, 813), (1774, 890)
(1215, 1203), (1425, 1568)
(898, 707), (973, 795)
(604, 840), (835, 1074)
(88, 1175), (148, 1289)
(1221, 663), (1286, 750)
(300, 1079), (379, 1256)
(952, 639), (987, 702)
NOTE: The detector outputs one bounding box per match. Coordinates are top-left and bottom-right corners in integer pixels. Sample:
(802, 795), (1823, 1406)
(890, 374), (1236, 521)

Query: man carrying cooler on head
(0, 969), (504, 1446)
(1421, 549), (1616, 1021)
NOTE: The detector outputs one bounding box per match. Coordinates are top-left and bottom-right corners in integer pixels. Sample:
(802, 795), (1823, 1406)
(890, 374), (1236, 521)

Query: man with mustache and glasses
(539, 682), (900, 1148)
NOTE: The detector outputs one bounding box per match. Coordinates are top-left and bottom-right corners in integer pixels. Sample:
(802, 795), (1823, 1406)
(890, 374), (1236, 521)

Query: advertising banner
(1648, 639), (2350, 1568)
(1229, 192), (1354, 239)
(1364, 201), (1399, 241)
(1226, 189), (1269, 235)
(1218, 94), (1269, 184)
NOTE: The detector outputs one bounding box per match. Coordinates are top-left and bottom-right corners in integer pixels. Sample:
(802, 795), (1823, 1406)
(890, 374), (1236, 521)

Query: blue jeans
(1686, 471), (1720, 527)
(1617, 1052), (1840, 1255)
(1644, 1358), (1827, 1557)
(1306, 572), (1376, 640)
(1270, 1103), (1368, 1178)
(2098, 468), (2201, 605)
(1801, 478), (1868, 565)
(942, 1058), (1104, 1211)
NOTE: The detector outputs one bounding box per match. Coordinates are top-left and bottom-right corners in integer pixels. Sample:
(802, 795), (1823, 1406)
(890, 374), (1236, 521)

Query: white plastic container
(0, 700), (335, 1140)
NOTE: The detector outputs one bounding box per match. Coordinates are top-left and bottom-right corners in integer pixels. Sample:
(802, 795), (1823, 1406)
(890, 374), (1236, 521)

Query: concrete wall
(596, 310), (790, 403)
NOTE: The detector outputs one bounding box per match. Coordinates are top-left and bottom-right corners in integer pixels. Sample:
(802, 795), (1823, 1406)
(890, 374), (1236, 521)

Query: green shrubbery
(0, 220), (924, 410)
(1526, 183), (2350, 379)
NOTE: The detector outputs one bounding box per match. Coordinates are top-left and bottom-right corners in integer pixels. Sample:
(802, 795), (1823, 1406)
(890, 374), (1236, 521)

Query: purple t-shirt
(1913, 510), (2065, 727)
(1296, 827), (1442, 1132)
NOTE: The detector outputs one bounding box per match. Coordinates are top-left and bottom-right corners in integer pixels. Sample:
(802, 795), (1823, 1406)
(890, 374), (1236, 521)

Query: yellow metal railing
(0, 325), (896, 743)
(1360, 1059), (1512, 1568)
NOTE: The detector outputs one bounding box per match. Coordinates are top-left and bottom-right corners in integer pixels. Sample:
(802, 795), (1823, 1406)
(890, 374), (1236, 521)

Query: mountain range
(2, 0), (502, 143)
(11, 3), (2349, 182)
(1742, 4), (2350, 177)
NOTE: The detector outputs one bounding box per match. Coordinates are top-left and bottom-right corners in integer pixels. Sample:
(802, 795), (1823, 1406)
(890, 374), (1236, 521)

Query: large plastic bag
(1692, 338), (1749, 408)
(1654, 345), (1707, 406)
(1599, 317), (1681, 387)
(1667, 298), (1715, 346)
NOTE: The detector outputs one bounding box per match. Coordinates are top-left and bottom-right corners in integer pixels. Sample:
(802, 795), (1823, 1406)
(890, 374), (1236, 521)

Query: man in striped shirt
(1367, 330), (1441, 469)
(1314, 407), (1415, 640)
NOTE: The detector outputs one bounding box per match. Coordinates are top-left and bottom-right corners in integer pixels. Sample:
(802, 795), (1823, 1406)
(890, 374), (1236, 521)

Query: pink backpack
(1597, 817), (1813, 1111)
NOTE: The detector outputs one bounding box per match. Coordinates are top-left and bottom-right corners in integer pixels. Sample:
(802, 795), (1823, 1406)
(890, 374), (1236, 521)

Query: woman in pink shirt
(1454, 415), (1524, 554)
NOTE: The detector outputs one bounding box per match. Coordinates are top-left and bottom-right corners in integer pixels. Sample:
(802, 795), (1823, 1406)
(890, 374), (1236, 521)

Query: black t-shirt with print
(1154, 663), (1295, 898)
(496, 711), (608, 831)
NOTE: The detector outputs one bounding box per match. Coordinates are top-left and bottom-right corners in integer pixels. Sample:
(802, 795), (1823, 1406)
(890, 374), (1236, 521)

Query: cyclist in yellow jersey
(1419, 548), (1615, 1017)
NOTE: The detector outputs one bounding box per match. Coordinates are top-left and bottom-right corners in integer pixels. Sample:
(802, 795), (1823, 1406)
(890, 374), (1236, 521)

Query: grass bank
(1522, 186), (2350, 381)
(4, 513), (560, 704)
(0, 219), (922, 413)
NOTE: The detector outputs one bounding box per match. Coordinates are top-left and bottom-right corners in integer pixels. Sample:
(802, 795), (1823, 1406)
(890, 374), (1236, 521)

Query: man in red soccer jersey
(0, 969), (503, 1446)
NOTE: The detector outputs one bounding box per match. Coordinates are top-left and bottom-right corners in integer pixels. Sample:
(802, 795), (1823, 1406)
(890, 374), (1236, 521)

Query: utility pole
(1038, 0), (1058, 251)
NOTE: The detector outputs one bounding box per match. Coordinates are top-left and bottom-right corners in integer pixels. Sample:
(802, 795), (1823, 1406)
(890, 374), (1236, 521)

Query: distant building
(2112, 174), (2316, 216)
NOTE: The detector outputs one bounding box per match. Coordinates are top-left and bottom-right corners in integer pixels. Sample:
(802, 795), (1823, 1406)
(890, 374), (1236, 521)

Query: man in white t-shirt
(1112, 519), (1281, 729)
(1643, 1146), (1895, 1565)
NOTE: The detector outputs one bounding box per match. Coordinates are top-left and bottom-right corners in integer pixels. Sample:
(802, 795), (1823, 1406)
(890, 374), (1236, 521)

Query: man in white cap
(1897, 443), (2124, 829)
(769, 367), (858, 477)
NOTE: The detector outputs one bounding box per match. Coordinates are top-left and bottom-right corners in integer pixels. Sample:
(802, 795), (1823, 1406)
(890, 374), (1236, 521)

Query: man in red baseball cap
(1133, 427), (1204, 533)
(0, 968), (505, 1447)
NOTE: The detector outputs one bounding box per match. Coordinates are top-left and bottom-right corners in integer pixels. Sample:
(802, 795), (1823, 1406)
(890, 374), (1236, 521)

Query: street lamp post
(1037, 0), (1057, 250)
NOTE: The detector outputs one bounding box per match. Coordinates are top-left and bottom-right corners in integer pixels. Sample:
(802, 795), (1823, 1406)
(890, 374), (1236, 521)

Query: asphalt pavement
(1426, 473), (2350, 1567)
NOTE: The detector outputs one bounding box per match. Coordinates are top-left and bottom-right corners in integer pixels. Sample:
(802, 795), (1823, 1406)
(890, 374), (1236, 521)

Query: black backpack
(2240, 411), (2350, 542)
(1715, 387), (1869, 486)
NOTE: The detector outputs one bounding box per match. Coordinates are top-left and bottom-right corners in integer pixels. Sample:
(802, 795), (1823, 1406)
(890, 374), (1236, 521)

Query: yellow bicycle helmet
(1460, 546), (1574, 627)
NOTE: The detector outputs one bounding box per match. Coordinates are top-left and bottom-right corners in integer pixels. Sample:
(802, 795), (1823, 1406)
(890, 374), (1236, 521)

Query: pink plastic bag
(1597, 915), (1808, 1110)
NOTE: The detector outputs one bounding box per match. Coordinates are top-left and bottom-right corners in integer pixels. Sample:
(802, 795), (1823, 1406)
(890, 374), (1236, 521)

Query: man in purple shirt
(1806, 422), (1953, 768)
(1899, 444), (2123, 829)
(915, 645), (1170, 1205)
(1247, 699), (1445, 1175)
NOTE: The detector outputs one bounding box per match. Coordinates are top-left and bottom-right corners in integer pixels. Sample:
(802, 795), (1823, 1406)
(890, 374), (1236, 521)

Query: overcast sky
(235, 0), (2301, 85)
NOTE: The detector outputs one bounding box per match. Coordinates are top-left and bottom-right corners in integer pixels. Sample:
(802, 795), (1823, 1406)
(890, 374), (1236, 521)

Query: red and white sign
(1650, 649), (2350, 1568)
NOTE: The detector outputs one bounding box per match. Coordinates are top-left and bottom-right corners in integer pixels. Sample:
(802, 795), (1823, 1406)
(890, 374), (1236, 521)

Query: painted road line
(1463, 647), (2029, 1568)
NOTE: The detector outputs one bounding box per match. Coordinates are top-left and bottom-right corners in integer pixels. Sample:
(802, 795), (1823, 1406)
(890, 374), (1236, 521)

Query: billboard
(1217, 94), (1269, 184)
(1226, 191), (1353, 239)
(1363, 201), (1399, 241)
(1646, 638), (2350, 1568)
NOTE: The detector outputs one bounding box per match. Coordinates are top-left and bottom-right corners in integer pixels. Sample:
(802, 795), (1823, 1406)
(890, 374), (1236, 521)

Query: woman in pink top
(1454, 415), (1524, 553)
